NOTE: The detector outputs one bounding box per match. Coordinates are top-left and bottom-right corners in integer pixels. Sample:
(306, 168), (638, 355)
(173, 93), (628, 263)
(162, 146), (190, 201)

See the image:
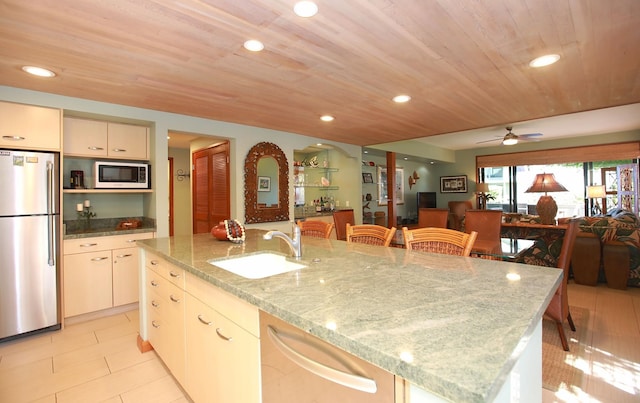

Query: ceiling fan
(477, 127), (543, 145)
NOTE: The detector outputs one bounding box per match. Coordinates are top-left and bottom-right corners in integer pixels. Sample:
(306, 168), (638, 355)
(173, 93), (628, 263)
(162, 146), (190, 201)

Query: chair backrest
(447, 200), (473, 230)
(555, 219), (580, 310)
(333, 209), (355, 240)
(464, 209), (502, 240)
(297, 219), (334, 239)
(346, 224), (397, 247)
(402, 227), (478, 256)
(418, 208), (449, 228)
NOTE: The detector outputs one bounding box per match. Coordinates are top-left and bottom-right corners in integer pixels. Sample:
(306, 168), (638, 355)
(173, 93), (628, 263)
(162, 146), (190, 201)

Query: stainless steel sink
(208, 252), (306, 279)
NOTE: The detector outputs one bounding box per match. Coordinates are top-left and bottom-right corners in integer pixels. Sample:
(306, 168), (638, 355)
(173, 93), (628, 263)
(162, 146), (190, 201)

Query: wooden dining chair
(447, 200), (473, 231)
(464, 209), (503, 256)
(402, 227), (478, 257)
(346, 224), (397, 247)
(333, 209), (355, 240)
(543, 219), (580, 351)
(296, 220), (334, 239)
(418, 208), (449, 228)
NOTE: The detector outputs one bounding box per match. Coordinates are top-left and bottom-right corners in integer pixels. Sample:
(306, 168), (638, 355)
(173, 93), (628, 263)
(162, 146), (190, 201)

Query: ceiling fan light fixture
(320, 115), (334, 122)
(294, 1), (318, 17)
(529, 54), (560, 68)
(502, 133), (518, 145)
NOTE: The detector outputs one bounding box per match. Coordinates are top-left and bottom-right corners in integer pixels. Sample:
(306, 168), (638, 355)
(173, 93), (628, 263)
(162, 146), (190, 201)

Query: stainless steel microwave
(94, 161), (150, 189)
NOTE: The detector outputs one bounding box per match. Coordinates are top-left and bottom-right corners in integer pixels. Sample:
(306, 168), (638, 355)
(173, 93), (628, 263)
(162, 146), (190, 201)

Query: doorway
(192, 141), (230, 233)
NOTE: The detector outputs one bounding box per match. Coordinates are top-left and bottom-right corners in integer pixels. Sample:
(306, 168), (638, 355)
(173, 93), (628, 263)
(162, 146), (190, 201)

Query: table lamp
(476, 182), (490, 209)
(525, 173), (567, 224)
(586, 185), (606, 216)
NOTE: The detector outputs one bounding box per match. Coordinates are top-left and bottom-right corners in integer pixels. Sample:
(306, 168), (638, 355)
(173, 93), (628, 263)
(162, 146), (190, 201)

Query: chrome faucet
(264, 224), (302, 258)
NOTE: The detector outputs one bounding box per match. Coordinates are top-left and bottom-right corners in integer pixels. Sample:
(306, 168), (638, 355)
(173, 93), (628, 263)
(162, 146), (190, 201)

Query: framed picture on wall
(258, 176), (271, 192)
(362, 172), (374, 183)
(440, 175), (467, 193)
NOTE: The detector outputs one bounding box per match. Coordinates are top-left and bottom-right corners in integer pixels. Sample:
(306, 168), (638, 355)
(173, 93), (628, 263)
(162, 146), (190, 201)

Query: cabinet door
(213, 310), (261, 403)
(63, 117), (108, 157)
(63, 251), (113, 317)
(112, 246), (139, 306)
(185, 294), (260, 403)
(185, 294), (217, 403)
(107, 122), (148, 159)
(0, 101), (61, 150)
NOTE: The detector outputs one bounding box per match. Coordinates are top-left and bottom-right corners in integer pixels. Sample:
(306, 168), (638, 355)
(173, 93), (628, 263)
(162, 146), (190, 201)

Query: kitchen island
(137, 229), (561, 402)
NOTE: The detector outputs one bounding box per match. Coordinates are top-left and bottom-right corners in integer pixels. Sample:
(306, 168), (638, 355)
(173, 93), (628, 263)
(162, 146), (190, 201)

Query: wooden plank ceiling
(0, 0), (638, 146)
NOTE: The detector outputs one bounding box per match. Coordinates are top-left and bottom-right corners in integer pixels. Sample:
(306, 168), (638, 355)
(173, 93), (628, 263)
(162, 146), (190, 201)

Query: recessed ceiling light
(529, 54), (560, 68)
(294, 1), (318, 17)
(320, 115), (334, 122)
(393, 94), (411, 103)
(22, 65), (56, 77)
(363, 150), (369, 154)
(243, 39), (264, 52)
(316, 143), (323, 146)
(403, 157), (409, 160)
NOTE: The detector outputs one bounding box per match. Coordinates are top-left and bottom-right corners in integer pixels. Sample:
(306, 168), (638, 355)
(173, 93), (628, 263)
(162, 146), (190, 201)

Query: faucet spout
(263, 225), (302, 258)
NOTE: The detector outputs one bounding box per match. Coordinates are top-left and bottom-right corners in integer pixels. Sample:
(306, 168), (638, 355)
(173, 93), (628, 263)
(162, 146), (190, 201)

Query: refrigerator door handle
(47, 161), (55, 266)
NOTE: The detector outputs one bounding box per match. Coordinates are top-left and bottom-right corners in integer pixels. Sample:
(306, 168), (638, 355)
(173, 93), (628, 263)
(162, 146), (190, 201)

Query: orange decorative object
(211, 222), (228, 241)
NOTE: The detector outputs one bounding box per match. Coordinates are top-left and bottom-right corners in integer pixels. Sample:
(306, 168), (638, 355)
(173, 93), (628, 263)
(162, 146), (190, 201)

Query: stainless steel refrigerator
(0, 149), (61, 340)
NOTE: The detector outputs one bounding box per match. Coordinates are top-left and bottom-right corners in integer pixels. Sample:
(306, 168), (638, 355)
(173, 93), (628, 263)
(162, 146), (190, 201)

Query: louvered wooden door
(192, 142), (230, 234)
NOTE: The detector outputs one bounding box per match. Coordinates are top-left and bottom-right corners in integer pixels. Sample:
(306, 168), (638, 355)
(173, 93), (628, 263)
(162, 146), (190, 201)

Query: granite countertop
(63, 217), (156, 239)
(137, 229), (561, 402)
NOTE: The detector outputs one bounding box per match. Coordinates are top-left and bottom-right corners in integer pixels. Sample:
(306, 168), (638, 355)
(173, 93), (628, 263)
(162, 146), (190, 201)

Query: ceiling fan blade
(520, 132), (543, 138)
(476, 137), (502, 144)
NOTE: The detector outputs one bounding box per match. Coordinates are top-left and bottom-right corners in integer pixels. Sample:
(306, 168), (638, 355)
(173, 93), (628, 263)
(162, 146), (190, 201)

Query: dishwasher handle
(266, 325), (377, 394)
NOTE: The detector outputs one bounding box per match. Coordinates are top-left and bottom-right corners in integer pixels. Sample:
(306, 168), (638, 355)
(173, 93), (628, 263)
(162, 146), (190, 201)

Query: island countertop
(137, 229), (561, 402)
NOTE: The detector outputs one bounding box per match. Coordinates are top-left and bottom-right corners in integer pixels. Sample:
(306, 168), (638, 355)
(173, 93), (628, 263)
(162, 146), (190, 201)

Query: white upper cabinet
(0, 101), (61, 151)
(64, 117), (149, 160)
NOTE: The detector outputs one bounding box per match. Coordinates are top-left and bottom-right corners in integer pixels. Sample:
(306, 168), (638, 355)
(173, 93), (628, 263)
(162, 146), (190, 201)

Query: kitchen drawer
(185, 271), (258, 337)
(146, 252), (185, 288)
(65, 232), (154, 255)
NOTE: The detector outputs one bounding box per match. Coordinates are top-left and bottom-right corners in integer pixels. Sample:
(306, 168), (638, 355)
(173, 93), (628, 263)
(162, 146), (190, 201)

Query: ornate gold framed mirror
(245, 142), (289, 223)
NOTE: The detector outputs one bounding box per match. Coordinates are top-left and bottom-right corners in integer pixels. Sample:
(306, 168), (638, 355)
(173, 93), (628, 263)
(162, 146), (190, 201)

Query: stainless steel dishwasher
(260, 311), (396, 402)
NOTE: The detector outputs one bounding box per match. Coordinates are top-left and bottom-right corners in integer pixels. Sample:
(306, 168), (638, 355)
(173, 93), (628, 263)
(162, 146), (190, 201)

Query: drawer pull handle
(150, 260), (159, 266)
(116, 253), (133, 258)
(90, 256), (109, 261)
(151, 300), (159, 307)
(88, 146), (104, 150)
(80, 243), (98, 247)
(2, 135), (25, 141)
(169, 271), (181, 278)
(112, 148), (127, 152)
(150, 280), (158, 287)
(151, 320), (160, 328)
(267, 325), (377, 394)
(216, 328), (233, 342)
(197, 315), (212, 326)
(169, 295), (181, 303)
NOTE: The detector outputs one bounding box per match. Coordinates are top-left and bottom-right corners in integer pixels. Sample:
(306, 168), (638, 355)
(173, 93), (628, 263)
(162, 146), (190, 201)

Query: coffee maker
(70, 170), (84, 189)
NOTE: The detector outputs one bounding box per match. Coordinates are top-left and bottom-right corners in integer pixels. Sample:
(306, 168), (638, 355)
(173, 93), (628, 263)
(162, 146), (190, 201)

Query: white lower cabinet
(63, 232), (154, 318)
(185, 291), (261, 403)
(142, 253), (260, 403)
(146, 264), (186, 386)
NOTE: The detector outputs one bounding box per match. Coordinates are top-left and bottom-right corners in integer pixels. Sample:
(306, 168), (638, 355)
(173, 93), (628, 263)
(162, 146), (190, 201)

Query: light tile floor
(1, 282), (638, 403)
(0, 310), (189, 403)
(542, 282), (640, 402)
